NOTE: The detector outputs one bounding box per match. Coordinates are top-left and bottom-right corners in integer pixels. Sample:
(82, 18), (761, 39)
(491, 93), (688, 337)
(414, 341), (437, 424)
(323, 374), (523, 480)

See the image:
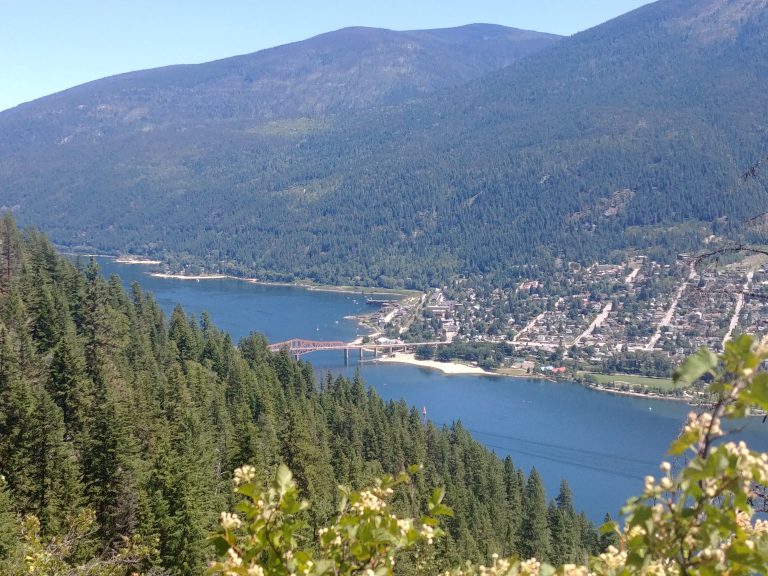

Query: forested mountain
(0, 217), (599, 573)
(0, 23), (558, 130)
(2, 0), (768, 288)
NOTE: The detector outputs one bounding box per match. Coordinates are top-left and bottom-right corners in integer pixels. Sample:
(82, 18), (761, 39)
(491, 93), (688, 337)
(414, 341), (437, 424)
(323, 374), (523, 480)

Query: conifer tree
(80, 380), (139, 544)
(0, 475), (17, 565)
(29, 278), (59, 354)
(0, 213), (23, 292)
(520, 467), (551, 562)
(0, 327), (37, 514)
(549, 479), (580, 565)
(27, 388), (82, 535)
(502, 456), (523, 556)
(47, 325), (90, 435)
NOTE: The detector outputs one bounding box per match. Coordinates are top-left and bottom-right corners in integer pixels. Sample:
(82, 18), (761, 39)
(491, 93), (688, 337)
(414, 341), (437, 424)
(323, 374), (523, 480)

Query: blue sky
(0, 0), (651, 112)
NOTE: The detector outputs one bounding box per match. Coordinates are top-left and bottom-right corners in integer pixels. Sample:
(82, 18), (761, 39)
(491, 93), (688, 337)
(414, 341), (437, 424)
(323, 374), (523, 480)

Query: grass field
(588, 372), (678, 391)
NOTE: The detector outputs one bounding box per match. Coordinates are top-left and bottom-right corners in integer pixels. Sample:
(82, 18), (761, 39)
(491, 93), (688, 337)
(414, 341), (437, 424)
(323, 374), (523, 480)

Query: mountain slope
(2, 1), (768, 287)
(0, 24), (559, 137)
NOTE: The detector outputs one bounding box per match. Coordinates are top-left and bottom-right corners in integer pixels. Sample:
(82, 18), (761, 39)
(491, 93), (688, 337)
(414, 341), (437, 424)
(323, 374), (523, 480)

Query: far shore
(150, 272), (228, 280)
(63, 253), (417, 298)
(584, 382), (691, 403)
(147, 271), (416, 298)
(376, 352), (498, 376)
(116, 257), (162, 265)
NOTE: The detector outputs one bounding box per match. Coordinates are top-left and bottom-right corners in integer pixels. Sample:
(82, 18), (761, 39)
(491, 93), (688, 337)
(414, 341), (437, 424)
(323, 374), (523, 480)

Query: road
(573, 302), (613, 345)
(645, 264), (696, 351)
(722, 270), (754, 349)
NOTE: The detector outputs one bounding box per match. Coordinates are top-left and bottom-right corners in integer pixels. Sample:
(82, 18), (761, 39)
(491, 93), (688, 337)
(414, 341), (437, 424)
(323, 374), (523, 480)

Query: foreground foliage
(210, 335), (768, 575)
(210, 464), (450, 576)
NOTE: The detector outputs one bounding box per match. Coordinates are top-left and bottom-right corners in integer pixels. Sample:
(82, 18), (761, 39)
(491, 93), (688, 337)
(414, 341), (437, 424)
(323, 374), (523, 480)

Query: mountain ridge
(3, 24), (560, 125)
(2, 0), (767, 287)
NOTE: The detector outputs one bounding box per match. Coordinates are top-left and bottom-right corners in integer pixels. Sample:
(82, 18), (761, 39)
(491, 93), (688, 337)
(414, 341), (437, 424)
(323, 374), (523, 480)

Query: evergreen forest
(0, 216), (600, 574)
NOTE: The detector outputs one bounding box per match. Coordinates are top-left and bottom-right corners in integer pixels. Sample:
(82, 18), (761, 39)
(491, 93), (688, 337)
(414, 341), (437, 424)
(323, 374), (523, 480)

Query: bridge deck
(267, 338), (446, 356)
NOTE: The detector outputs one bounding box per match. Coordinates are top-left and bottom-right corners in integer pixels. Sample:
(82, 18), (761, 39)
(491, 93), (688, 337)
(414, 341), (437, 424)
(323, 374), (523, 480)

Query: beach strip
(375, 352), (495, 376)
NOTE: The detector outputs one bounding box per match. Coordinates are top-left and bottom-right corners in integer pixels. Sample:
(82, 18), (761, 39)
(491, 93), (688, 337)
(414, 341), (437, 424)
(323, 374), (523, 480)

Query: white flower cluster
(559, 564), (590, 576)
(722, 440), (768, 483)
(233, 464), (256, 486)
(420, 524), (435, 545)
(220, 512), (242, 530)
(683, 411), (723, 441)
(643, 461), (676, 497)
(396, 517), (413, 535)
(219, 547), (243, 574)
(350, 489), (388, 513)
(596, 545), (627, 569)
(519, 558), (541, 575)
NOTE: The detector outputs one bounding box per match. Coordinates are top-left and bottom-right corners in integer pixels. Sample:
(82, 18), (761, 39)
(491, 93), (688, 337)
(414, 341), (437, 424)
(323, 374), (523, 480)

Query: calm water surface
(96, 258), (768, 522)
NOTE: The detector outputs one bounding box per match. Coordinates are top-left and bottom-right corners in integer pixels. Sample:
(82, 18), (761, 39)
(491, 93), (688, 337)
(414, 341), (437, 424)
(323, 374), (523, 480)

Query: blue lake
(96, 257), (768, 523)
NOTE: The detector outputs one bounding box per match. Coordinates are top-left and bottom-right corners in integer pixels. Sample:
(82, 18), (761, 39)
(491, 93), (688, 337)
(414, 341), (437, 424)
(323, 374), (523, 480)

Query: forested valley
(2, 1), (767, 288)
(0, 216), (601, 574)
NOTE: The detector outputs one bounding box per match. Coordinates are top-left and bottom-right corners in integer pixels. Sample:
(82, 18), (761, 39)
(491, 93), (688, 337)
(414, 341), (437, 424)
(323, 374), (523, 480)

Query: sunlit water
(95, 257), (768, 522)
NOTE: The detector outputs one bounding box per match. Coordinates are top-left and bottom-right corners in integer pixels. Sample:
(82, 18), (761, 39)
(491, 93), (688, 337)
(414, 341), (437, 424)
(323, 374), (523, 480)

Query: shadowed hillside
(1, 1), (767, 287)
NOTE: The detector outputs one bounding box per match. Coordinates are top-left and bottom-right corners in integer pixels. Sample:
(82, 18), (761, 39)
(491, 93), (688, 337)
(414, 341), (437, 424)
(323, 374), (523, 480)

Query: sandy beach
(116, 257), (162, 265)
(376, 352), (496, 376)
(150, 273), (228, 280)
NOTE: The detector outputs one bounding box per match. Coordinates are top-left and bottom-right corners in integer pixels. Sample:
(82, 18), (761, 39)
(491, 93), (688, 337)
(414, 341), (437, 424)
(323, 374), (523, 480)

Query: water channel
(95, 257), (768, 522)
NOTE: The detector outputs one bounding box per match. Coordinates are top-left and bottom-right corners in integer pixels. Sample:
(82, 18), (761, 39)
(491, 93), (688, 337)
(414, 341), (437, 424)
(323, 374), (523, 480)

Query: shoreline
(375, 352), (696, 403)
(583, 383), (692, 403)
(64, 253), (417, 298)
(148, 272), (416, 298)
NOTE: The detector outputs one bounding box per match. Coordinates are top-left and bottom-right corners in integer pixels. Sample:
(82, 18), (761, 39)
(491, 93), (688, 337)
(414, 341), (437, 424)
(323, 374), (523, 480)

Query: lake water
(96, 257), (768, 522)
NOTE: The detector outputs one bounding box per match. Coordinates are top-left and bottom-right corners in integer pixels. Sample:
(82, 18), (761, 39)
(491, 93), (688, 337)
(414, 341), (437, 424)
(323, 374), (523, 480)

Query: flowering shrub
(211, 334), (768, 575)
(209, 464), (450, 576)
(8, 508), (158, 575)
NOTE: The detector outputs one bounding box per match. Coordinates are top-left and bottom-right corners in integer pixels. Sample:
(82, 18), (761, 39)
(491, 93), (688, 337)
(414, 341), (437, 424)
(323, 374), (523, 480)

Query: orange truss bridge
(267, 338), (448, 362)
(267, 339), (347, 356)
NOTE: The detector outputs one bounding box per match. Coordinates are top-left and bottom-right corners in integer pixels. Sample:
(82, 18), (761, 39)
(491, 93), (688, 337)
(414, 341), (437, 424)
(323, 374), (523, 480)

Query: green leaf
(210, 535), (231, 556)
(430, 504), (453, 517)
(428, 487), (445, 511)
(673, 348), (717, 385)
(599, 520), (619, 535)
(743, 373), (768, 411)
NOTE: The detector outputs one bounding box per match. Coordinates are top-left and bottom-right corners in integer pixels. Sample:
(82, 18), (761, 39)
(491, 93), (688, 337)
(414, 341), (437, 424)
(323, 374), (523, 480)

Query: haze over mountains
(2, 0), (768, 287)
(2, 24), (559, 125)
